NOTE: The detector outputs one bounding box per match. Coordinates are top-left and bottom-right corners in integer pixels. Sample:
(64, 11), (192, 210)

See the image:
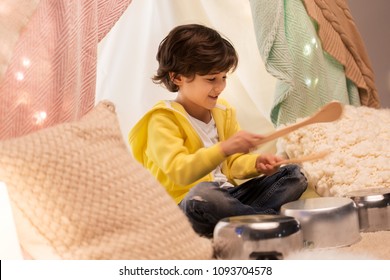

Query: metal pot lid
(346, 187), (390, 198)
(216, 214), (301, 240)
(281, 197), (354, 212)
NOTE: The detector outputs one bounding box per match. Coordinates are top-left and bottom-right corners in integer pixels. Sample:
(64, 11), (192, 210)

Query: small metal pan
(345, 188), (390, 232)
(213, 214), (303, 260)
(281, 197), (361, 249)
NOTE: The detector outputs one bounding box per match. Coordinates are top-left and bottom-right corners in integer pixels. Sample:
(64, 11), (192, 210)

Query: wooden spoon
(272, 150), (330, 167)
(256, 101), (343, 146)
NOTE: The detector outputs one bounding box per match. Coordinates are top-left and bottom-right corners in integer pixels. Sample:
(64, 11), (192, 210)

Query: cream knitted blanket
(277, 105), (390, 197)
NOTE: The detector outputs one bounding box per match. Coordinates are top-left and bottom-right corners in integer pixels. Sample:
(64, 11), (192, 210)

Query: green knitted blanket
(249, 0), (360, 126)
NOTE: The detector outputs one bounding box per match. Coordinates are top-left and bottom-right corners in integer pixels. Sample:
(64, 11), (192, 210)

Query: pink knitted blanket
(0, 0), (132, 140)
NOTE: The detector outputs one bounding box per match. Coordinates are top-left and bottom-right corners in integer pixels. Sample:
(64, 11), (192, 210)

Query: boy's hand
(255, 154), (284, 175)
(220, 131), (264, 156)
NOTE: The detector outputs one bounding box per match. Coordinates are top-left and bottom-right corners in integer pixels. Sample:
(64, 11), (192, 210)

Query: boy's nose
(214, 81), (226, 93)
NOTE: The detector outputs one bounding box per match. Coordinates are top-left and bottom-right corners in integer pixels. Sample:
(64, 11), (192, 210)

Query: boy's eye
(205, 74), (227, 81)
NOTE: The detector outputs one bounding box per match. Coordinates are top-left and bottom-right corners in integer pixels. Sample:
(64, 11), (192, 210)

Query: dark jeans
(178, 164), (307, 237)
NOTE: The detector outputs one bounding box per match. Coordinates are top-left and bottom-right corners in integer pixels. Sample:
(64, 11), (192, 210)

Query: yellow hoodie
(128, 99), (261, 204)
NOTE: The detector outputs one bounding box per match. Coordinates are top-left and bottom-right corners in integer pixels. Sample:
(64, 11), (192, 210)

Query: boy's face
(174, 72), (227, 112)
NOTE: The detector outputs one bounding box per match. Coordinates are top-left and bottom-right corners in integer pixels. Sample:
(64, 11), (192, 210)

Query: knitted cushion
(0, 100), (212, 260)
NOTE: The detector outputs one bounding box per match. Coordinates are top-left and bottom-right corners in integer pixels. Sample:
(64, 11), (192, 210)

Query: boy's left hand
(255, 154), (284, 175)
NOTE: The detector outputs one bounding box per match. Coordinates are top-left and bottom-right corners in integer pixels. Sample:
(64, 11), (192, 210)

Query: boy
(129, 24), (307, 237)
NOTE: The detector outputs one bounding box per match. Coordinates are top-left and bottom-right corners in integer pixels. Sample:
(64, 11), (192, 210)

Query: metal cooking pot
(213, 214), (303, 260)
(281, 197), (361, 249)
(345, 188), (390, 232)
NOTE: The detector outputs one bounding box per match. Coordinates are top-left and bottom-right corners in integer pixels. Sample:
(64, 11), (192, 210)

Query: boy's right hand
(220, 131), (264, 157)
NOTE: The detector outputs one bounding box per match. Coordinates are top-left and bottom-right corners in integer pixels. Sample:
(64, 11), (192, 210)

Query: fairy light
(311, 37), (318, 48)
(33, 111), (47, 125)
(21, 57), (31, 68)
(305, 77), (312, 87)
(303, 44), (312, 56)
(15, 71), (24, 81)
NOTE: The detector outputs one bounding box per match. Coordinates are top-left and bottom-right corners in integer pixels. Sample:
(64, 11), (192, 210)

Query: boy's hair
(152, 24), (239, 92)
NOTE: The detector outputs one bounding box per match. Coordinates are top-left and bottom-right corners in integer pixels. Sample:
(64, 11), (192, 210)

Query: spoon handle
(273, 151), (330, 167)
(256, 101), (343, 146)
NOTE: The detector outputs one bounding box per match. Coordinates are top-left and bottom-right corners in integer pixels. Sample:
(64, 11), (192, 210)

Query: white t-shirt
(187, 114), (234, 189)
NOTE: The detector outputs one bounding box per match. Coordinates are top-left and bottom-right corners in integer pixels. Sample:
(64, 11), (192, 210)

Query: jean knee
(179, 183), (225, 237)
(180, 182), (221, 215)
(284, 165), (308, 192)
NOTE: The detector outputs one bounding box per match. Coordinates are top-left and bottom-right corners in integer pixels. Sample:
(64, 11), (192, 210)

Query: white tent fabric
(96, 0), (278, 153)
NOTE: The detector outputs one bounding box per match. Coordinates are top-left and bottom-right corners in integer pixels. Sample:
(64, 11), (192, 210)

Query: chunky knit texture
(303, 0), (380, 109)
(277, 105), (390, 197)
(0, 100), (213, 260)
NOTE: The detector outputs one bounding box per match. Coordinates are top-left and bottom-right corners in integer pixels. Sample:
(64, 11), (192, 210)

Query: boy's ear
(170, 72), (183, 86)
